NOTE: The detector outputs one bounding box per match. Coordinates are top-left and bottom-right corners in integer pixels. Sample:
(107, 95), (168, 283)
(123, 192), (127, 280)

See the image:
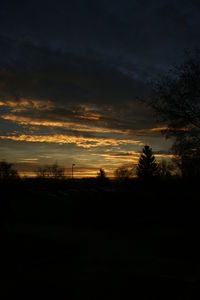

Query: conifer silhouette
(136, 145), (159, 179)
(97, 168), (106, 179)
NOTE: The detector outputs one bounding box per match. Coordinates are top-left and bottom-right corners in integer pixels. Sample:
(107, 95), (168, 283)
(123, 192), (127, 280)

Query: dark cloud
(0, 36), (147, 105)
(1, 0), (200, 107)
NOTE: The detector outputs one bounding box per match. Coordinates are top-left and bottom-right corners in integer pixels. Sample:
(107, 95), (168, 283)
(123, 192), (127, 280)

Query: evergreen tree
(97, 168), (106, 179)
(136, 145), (159, 179)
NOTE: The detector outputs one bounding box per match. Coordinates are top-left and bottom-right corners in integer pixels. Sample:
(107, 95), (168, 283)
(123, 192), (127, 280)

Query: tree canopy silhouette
(36, 163), (65, 179)
(150, 50), (200, 176)
(114, 165), (134, 181)
(0, 161), (18, 180)
(158, 159), (175, 178)
(136, 145), (159, 179)
(97, 168), (106, 179)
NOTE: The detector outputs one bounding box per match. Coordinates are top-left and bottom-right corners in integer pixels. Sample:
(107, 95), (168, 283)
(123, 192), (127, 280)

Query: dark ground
(0, 178), (200, 299)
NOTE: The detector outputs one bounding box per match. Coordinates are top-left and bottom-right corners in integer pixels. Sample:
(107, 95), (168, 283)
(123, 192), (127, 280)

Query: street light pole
(72, 164), (75, 179)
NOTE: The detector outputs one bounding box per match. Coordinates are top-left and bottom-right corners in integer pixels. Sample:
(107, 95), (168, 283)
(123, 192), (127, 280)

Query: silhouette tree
(114, 165), (134, 181)
(97, 168), (107, 180)
(136, 145), (159, 179)
(149, 50), (200, 176)
(158, 159), (175, 178)
(50, 163), (65, 179)
(175, 143), (200, 177)
(36, 163), (65, 179)
(0, 161), (18, 180)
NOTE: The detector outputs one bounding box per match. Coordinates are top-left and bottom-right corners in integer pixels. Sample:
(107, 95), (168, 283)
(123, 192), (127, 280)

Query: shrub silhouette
(97, 168), (106, 179)
(97, 168), (110, 183)
(158, 159), (175, 178)
(114, 165), (134, 181)
(36, 163), (65, 179)
(179, 154), (200, 178)
(136, 145), (159, 179)
(0, 161), (19, 180)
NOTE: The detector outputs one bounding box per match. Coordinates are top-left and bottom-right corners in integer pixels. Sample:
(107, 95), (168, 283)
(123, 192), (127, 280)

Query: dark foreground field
(1, 178), (200, 299)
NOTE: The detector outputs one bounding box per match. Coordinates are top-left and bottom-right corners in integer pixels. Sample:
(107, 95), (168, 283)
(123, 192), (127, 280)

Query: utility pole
(72, 163), (75, 179)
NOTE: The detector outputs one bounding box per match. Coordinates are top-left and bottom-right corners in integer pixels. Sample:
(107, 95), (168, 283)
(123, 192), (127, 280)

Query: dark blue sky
(0, 0), (199, 176)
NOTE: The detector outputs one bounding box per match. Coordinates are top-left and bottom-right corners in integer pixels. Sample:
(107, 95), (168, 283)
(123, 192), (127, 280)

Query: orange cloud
(79, 112), (101, 121)
(1, 113), (171, 136)
(0, 134), (142, 148)
(94, 152), (140, 164)
(0, 98), (53, 111)
(1, 114), (130, 134)
(18, 158), (39, 163)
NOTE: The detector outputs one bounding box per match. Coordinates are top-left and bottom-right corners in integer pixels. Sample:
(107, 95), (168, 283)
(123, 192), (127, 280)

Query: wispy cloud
(1, 114), (130, 134)
(0, 134), (142, 148)
(0, 99), (53, 111)
(18, 157), (39, 163)
(1, 109), (166, 136)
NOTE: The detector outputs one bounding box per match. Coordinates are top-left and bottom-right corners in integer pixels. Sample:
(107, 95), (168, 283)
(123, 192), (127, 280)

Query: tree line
(0, 145), (184, 181)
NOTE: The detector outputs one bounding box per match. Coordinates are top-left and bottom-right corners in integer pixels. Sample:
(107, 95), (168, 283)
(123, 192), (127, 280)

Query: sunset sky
(1, 0), (200, 177)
